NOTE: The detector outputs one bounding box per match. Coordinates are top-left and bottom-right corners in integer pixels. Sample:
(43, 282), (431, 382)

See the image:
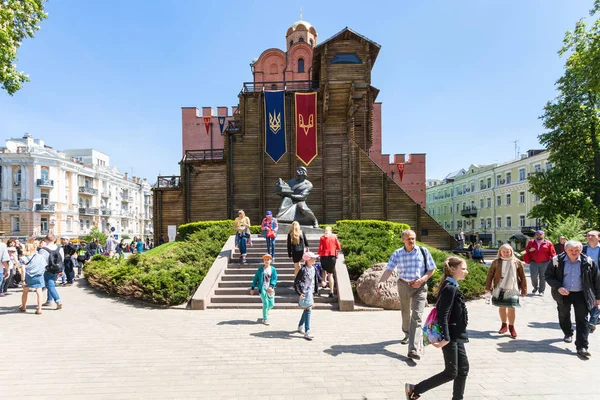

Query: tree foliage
(0, 0), (47, 95)
(529, 2), (600, 226)
(81, 227), (108, 245)
(545, 214), (588, 243)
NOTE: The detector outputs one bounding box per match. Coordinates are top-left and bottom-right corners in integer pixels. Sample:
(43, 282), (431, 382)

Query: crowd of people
(0, 233), (156, 314)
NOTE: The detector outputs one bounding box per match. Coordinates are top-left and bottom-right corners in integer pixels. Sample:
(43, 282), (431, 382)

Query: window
(451, 221), (454, 229)
(15, 193), (21, 207)
(41, 192), (49, 206)
(533, 194), (540, 202)
(12, 216), (20, 232)
(80, 219), (84, 230)
(496, 195), (501, 206)
(309, 39), (313, 46)
(506, 172), (511, 184)
(470, 182), (475, 192)
(67, 216), (72, 232)
(479, 199), (484, 208)
(480, 219), (484, 229)
(437, 206), (440, 215)
(534, 164), (541, 172)
(496, 217), (502, 228)
(85, 199), (90, 208)
(462, 184), (466, 193)
(290, 40), (293, 47)
(487, 177), (492, 187)
(506, 216), (512, 228)
(486, 218), (491, 228)
(450, 188), (454, 196)
(41, 169), (49, 180)
(331, 53), (362, 64)
(15, 168), (21, 185)
(298, 58), (305, 73)
(456, 204), (459, 212)
(86, 220), (91, 229)
(546, 162), (552, 171)
(519, 215), (525, 227)
(79, 198), (83, 207)
(299, 37), (304, 42)
(506, 194), (511, 205)
(41, 217), (48, 234)
(487, 198), (491, 208)
(519, 192), (525, 203)
(462, 202), (466, 210)
(519, 168), (526, 181)
(496, 175), (502, 186)
(444, 205), (447, 214)
(479, 179), (484, 190)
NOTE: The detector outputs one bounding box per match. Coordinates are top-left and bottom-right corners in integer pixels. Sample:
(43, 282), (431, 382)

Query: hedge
(85, 223), (231, 305)
(332, 220), (487, 300)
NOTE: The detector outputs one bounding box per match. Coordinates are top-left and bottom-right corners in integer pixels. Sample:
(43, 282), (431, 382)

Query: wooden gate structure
(153, 28), (456, 249)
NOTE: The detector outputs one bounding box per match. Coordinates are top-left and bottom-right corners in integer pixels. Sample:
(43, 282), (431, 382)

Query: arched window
(309, 39), (313, 46)
(289, 40), (293, 47)
(298, 58), (304, 73)
(299, 37), (305, 43)
(41, 169), (49, 180)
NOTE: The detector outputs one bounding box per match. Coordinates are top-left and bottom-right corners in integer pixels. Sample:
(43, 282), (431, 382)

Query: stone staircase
(206, 236), (338, 310)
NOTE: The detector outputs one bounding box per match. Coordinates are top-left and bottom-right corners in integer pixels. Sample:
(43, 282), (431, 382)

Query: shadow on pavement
(323, 340), (417, 367)
(0, 305), (21, 315)
(218, 320), (262, 325)
(468, 329), (503, 340)
(250, 330), (299, 340)
(527, 321), (560, 330)
(496, 338), (572, 355)
(77, 278), (167, 310)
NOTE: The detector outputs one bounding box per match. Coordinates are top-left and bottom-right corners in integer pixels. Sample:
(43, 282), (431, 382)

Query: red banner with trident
(396, 163), (405, 183)
(203, 116), (211, 136)
(295, 92), (318, 166)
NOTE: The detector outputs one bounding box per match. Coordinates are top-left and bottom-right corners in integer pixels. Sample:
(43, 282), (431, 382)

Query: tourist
(287, 221), (309, 276)
(130, 237), (138, 253)
(377, 229), (436, 360)
(234, 210), (251, 263)
(472, 243), (484, 264)
(554, 236), (567, 255)
(405, 256), (469, 400)
(294, 251), (322, 340)
(61, 237), (77, 285)
(317, 226), (341, 298)
(261, 211), (279, 261)
(19, 240), (46, 315)
(250, 254), (278, 325)
(456, 228), (465, 249)
(0, 240), (8, 297)
(76, 241), (90, 278)
(485, 244), (527, 338)
(116, 239), (126, 259)
(40, 233), (64, 310)
(105, 235), (118, 257)
(1, 246), (18, 295)
(583, 230), (600, 333)
(545, 240), (600, 359)
(136, 237), (144, 254)
(523, 230), (556, 296)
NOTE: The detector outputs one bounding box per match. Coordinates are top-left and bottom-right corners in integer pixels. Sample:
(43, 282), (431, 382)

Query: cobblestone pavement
(1, 277), (599, 400)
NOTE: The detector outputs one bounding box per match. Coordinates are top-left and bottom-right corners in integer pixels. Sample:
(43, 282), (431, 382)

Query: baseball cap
(265, 211), (272, 216)
(262, 254), (272, 260)
(535, 230), (544, 235)
(302, 251), (318, 261)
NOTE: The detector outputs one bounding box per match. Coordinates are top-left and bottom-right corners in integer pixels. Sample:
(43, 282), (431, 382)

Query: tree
(0, 0), (48, 95)
(529, 2), (600, 226)
(545, 214), (588, 243)
(81, 227), (108, 245)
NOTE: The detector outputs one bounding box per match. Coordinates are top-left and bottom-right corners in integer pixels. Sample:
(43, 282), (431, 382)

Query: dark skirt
(291, 250), (304, 263)
(320, 256), (337, 273)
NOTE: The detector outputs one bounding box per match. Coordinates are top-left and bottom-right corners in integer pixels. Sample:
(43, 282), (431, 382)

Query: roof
(314, 27), (381, 64)
(290, 20), (313, 31)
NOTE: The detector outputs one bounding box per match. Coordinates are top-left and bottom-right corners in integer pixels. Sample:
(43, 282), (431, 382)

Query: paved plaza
(1, 275), (599, 400)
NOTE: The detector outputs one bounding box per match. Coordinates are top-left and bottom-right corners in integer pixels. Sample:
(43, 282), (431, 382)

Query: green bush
(178, 220), (235, 240)
(81, 227), (107, 244)
(85, 223), (232, 306)
(332, 220), (487, 301)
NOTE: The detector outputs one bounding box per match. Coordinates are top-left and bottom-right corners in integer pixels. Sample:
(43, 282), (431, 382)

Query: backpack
(43, 247), (63, 274)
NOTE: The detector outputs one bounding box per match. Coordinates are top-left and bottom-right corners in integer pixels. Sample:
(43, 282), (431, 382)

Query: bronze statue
(275, 166), (318, 227)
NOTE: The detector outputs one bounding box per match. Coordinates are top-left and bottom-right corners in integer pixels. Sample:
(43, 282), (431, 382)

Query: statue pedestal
(276, 223), (324, 235)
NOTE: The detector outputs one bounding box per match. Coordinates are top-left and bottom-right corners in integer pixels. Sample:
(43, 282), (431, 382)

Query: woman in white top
(19, 240), (47, 315)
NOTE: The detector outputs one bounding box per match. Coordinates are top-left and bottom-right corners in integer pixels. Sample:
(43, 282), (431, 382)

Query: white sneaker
(262, 319), (270, 326)
(304, 330), (314, 340)
(297, 325), (305, 334)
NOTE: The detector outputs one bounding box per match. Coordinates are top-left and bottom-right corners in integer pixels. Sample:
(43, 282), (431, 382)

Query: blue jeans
(590, 307), (600, 326)
(238, 236), (247, 255)
(266, 237), (276, 258)
(44, 272), (61, 303)
(299, 306), (312, 331)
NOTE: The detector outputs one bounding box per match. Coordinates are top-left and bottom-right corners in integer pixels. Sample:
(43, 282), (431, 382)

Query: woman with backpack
(19, 240), (46, 315)
(39, 233), (64, 310)
(287, 221), (309, 276)
(405, 256), (469, 400)
(294, 251), (322, 340)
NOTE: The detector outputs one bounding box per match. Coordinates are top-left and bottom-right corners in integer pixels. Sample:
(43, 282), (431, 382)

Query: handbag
(423, 285), (455, 346)
(243, 229), (251, 239)
(298, 294), (313, 309)
(267, 228), (276, 239)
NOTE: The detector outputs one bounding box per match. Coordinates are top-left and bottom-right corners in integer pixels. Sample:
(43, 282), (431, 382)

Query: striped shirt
(386, 246), (435, 282)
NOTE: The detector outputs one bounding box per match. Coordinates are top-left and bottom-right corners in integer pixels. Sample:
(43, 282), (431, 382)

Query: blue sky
(0, 0), (594, 181)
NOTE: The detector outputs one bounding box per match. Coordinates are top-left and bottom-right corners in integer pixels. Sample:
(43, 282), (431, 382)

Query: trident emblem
(269, 110), (281, 134)
(299, 114), (314, 135)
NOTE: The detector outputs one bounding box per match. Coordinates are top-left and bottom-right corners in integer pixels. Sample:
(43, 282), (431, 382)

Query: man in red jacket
(523, 230), (556, 296)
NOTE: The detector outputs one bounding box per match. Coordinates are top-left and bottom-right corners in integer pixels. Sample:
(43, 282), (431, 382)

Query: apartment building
(426, 149), (550, 249)
(0, 134), (153, 239)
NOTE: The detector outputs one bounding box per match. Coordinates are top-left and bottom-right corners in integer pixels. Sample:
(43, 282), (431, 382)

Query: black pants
(414, 341), (469, 400)
(64, 258), (75, 284)
(557, 291), (589, 349)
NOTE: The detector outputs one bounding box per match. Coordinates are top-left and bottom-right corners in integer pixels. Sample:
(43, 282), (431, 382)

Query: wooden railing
(156, 176), (181, 189)
(184, 149), (224, 162)
(241, 80), (317, 93)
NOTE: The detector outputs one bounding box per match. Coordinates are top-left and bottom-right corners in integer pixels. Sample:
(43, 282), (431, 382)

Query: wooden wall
(153, 189), (185, 242)
(185, 161), (227, 222)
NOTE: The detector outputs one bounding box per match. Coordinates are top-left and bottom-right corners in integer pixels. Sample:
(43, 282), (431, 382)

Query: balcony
(101, 191), (111, 198)
(79, 207), (99, 215)
(101, 208), (112, 216)
(241, 80), (317, 93)
(79, 186), (98, 195)
(460, 206), (478, 217)
(37, 179), (54, 188)
(156, 176), (181, 189)
(183, 148), (224, 162)
(121, 195), (134, 202)
(35, 203), (56, 212)
(13, 181), (21, 187)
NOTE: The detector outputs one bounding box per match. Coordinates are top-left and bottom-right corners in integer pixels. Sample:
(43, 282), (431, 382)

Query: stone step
(214, 287), (331, 296)
(229, 259), (295, 265)
(210, 294), (336, 304)
(218, 281), (294, 288)
(224, 268), (296, 275)
(221, 274), (296, 281)
(206, 302), (338, 310)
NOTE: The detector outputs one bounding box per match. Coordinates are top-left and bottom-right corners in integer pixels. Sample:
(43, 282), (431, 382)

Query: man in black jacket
(545, 240), (600, 359)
